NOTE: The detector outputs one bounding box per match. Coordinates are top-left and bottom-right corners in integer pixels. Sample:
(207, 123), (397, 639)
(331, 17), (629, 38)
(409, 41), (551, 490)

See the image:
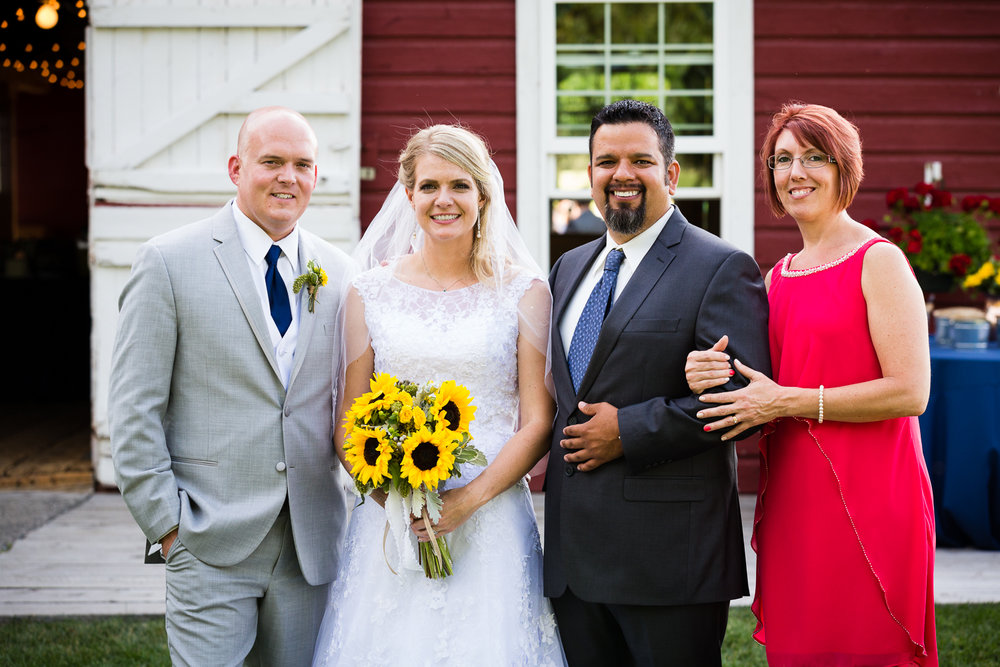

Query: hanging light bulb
(36, 1), (60, 30)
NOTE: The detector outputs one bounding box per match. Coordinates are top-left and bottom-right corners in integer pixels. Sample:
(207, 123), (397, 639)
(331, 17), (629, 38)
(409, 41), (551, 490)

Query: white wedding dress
(313, 264), (566, 667)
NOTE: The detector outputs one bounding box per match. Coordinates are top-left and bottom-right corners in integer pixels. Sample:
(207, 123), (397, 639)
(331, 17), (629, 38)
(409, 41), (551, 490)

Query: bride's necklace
(420, 250), (468, 292)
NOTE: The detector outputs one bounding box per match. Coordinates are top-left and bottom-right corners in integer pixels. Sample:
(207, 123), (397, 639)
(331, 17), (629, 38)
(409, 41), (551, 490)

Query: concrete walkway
(1, 491), (998, 616)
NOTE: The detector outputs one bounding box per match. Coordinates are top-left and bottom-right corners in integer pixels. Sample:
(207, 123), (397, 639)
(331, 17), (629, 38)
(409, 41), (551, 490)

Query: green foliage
(883, 185), (994, 291)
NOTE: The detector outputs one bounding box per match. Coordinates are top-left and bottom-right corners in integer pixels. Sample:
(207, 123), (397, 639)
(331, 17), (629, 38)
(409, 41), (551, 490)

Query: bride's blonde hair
(397, 124), (499, 286)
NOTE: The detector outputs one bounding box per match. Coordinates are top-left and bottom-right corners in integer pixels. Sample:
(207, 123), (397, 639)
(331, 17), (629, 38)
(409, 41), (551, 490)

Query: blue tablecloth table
(918, 338), (1000, 549)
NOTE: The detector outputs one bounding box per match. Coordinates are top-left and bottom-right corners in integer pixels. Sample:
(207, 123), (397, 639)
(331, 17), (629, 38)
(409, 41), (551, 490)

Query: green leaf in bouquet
(455, 446), (487, 468)
(409, 486), (425, 517)
(425, 490), (443, 522)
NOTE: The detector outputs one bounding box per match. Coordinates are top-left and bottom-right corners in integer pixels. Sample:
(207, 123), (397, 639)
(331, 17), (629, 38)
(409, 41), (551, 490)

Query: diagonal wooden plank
(104, 20), (348, 169)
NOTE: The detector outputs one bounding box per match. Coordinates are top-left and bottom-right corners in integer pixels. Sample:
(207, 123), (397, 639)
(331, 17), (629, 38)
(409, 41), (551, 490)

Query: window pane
(611, 3), (658, 44)
(665, 3), (712, 44)
(557, 64), (605, 92)
(555, 154), (591, 191)
(556, 4), (604, 44)
(609, 65), (658, 93)
(557, 96), (605, 137)
(662, 95), (713, 136)
(663, 64), (712, 92)
(676, 153), (713, 188)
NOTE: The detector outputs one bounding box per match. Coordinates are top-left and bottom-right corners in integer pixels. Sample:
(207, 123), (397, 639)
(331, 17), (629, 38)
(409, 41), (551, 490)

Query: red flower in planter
(907, 229), (923, 254)
(990, 197), (1000, 215)
(962, 195), (988, 212)
(903, 194), (922, 213)
(948, 253), (973, 276)
(914, 181), (935, 196)
(886, 187), (909, 207)
(930, 189), (953, 208)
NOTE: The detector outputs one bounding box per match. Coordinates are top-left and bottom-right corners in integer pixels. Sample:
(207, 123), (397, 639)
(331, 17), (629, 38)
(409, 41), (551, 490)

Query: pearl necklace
(420, 250), (468, 292)
(780, 240), (869, 277)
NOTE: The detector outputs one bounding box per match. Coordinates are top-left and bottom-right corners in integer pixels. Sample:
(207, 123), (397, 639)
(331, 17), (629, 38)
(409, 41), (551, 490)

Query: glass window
(555, 2), (714, 138)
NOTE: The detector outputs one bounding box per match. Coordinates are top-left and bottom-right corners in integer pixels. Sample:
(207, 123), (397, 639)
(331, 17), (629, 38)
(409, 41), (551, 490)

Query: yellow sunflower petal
(432, 380), (477, 435)
(400, 428), (458, 490)
(344, 427), (393, 487)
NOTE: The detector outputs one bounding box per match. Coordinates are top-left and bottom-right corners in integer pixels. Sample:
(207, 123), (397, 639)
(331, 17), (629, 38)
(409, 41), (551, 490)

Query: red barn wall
(359, 0), (518, 230)
(754, 0), (1000, 273)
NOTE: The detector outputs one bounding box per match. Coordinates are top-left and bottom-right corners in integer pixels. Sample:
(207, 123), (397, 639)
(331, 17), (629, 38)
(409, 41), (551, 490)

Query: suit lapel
(211, 209), (282, 381)
(551, 237), (606, 406)
(573, 209), (686, 398)
(287, 233), (318, 390)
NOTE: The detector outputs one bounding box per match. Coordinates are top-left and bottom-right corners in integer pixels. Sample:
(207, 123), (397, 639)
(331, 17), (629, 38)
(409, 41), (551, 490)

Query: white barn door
(87, 0), (361, 486)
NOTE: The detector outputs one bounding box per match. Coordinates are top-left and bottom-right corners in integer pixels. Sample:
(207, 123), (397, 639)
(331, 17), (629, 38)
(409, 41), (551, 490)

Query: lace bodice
(353, 265), (540, 484)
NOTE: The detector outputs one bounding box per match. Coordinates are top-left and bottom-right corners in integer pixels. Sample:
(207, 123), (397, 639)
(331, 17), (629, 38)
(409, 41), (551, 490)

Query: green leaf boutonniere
(293, 259), (328, 313)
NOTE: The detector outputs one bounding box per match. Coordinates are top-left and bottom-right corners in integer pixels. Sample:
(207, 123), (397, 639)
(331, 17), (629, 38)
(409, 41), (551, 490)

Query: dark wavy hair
(589, 99), (675, 164)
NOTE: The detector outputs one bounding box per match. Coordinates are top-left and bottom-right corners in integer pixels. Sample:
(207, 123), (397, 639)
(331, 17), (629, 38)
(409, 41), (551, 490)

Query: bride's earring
(476, 215), (482, 239)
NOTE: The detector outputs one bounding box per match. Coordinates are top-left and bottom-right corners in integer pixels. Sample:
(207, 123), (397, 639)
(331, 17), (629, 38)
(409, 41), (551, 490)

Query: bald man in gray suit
(110, 107), (353, 665)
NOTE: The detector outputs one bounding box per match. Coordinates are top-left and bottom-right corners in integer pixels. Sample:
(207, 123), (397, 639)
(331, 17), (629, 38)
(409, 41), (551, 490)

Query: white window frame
(516, 0), (754, 269)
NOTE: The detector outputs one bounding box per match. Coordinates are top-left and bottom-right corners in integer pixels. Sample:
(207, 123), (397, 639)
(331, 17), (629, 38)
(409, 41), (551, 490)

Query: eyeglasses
(767, 153), (837, 170)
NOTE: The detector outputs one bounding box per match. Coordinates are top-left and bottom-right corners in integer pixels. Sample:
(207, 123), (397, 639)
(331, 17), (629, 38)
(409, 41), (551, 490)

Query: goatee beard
(603, 191), (646, 237)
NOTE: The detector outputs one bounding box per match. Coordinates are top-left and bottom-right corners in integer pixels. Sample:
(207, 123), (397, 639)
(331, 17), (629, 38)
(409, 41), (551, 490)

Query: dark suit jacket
(544, 207), (770, 606)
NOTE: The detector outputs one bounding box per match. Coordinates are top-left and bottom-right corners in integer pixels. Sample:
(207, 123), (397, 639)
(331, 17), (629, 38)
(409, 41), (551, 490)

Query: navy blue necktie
(264, 245), (292, 336)
(567, 248), (625, 392)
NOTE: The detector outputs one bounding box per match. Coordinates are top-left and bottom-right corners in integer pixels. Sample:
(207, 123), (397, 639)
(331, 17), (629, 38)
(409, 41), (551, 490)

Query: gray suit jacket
(109, 204), (353, 585)
(544, 207), (770, 606)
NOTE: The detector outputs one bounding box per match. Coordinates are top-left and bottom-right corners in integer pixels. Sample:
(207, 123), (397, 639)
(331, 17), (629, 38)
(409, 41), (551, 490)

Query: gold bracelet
(818, 385), (825, 424)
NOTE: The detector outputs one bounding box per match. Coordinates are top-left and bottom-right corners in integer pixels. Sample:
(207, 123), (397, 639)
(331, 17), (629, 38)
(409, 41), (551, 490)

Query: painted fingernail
(703, 425), (711, 432)
(728, 370), (735, 376)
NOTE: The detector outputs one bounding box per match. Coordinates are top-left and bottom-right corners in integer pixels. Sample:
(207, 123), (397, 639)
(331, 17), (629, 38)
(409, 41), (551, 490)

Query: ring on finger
(732, 415), (739, 425)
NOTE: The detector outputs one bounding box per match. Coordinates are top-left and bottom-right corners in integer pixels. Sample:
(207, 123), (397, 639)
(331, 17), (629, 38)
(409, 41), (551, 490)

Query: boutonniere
(293, 259), (328, 313)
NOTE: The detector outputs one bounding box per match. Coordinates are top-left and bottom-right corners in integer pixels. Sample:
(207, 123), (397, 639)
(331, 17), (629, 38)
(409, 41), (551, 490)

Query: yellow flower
(344, 427), (392, 486)
(319, 268), (329, 286)
(400, 428), (458, 490)
(432, 380), (476, 435)
(412, 406), (427, 429)
(369, 373), (399, 404)
(399, 405), (414, 424)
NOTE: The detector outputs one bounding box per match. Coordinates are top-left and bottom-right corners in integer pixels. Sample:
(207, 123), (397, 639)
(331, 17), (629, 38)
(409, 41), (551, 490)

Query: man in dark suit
(544, 99), (770, 665)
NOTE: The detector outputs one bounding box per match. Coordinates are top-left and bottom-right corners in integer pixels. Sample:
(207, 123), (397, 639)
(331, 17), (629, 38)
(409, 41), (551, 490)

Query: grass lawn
(1, 604), (998, 665)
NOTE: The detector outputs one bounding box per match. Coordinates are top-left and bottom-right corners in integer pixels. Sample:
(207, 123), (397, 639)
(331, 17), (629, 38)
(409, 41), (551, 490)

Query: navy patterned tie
(264, 245), (292, 336)
(567, 248), (625, 392)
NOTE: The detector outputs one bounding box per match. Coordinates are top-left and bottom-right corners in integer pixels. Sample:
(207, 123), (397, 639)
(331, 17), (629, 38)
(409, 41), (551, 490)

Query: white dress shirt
(231, 200), (300, 388)
(560, 206), (673, 353)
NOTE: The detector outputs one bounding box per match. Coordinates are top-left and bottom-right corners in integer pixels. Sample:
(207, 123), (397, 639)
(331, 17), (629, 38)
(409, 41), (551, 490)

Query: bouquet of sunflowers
(342, 372), (485, 578)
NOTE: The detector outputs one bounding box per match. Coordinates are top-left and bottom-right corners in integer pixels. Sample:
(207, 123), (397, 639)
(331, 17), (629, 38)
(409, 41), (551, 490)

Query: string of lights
(0, 1), (87, 89)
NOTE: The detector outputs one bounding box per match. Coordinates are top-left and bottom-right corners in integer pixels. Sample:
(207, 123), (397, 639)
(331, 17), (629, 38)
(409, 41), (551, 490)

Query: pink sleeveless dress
(753, 238), (937, 666)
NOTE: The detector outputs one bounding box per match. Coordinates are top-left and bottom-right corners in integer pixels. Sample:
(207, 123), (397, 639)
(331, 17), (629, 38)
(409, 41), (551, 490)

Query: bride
(312, 125), (566, 666)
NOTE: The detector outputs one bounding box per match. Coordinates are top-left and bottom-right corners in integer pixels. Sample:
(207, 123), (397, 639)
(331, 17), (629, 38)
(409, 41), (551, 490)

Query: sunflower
(344, 426), (393, 486)
(369, 372), (399, 403)
(400, 428), (458, 490)
(431, 380), (476, 435)
(347, 373), (402, 425)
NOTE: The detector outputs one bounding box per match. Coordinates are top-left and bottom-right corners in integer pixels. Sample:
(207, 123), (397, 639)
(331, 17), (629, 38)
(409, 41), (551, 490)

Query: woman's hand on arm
(685, 335), (734, 394)
(695, 359), (806, 439)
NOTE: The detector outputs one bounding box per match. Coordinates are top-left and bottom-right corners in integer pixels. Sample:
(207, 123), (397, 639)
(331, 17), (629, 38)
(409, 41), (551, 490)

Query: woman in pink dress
(686, 103), (937, 665)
